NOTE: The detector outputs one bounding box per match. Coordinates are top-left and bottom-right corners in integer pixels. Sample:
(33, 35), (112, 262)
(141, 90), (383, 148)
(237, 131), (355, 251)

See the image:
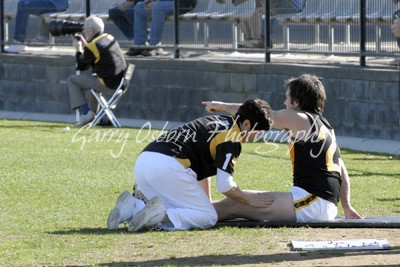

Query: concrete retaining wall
(0, 54), (399, 141)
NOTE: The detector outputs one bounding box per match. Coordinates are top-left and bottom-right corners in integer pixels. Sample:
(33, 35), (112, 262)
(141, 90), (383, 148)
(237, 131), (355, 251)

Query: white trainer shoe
(128, 196), (165, 232)
(107, 190), (143, 230)
(5, 44), (27, 53)
(75, 110), (95, 126)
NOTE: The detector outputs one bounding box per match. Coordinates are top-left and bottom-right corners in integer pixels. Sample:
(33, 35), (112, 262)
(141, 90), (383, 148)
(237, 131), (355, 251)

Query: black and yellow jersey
(76, 33), (127, 89)
(289, 112), (341, 205)
(143, 115), (243, 181)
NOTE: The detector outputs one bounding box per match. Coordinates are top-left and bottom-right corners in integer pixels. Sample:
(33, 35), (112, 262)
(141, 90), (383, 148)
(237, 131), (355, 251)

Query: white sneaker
(5, 44), (27, 53)
(75, 110), (95, 126)
(107, 190), (144, 230)
(128, 196), (165, 232)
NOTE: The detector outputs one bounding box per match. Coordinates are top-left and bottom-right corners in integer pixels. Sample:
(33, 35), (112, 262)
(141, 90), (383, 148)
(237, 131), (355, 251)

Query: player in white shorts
(291, 186), (337, 221)
(204, 74), (364, 223)
(107, 98), (274, 231)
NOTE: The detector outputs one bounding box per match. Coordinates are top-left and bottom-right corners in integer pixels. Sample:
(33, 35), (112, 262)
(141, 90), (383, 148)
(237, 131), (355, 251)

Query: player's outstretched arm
(201, 101), (241, 116)
(339, 158), (364, 219)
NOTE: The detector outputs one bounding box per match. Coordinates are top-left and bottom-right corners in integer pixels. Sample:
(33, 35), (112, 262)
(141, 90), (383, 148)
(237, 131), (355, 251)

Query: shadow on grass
(62, 248), (400, 266)
(47, 228), (127, 235)
(48, 226), (221, 235)
(351, 156), (400, 161)
(377, 197), (400, 202)
(0, 123), (67, 129)
(347, 169), (400, 178)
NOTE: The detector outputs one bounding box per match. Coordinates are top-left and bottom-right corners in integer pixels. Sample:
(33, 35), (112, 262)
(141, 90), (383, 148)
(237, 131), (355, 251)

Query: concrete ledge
(336, 136), (400, 156)
(0, 111), (184, 130)
(1, 111), (399, 156)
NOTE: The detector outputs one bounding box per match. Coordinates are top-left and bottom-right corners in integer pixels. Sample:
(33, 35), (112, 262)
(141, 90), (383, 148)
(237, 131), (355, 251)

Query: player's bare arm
(270, 109), (310, 137)
(223, 186), (273, 208)
(201, 101), (241, 115)
(338, 158), (364, 219)
(201, 101), (311, 140)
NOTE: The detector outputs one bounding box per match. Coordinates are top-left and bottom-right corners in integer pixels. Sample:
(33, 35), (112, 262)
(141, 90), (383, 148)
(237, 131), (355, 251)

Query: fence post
(86, 0), (91, 17)
(174, 0), (180, 58)
(0, 0), (4, 53)
(265, 0), (271, 63)
(359, 0), (366, 67)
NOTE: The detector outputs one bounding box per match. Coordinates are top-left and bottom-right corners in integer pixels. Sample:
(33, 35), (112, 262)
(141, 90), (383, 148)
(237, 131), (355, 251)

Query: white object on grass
(292, 238), (391, 251)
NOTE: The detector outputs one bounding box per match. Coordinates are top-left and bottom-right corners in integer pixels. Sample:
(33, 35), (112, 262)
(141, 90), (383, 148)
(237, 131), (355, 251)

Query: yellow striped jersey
(289, 112), (341, 205)
(143, 115), (243, 180)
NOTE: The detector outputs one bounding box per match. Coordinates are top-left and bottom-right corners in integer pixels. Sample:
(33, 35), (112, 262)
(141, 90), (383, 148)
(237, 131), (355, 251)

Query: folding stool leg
(75, 109), (80, 124)
(98, 94), (122, 127)
(104, 108), (121, 127)
(89, 89), (122, 127)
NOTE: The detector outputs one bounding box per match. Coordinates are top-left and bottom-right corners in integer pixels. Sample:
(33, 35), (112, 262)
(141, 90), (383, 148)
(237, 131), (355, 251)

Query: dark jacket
(76, 33), (127, 89)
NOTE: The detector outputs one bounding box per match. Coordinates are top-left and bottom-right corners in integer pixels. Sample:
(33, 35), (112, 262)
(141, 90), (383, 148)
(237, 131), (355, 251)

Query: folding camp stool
(88, 63), (135, 127)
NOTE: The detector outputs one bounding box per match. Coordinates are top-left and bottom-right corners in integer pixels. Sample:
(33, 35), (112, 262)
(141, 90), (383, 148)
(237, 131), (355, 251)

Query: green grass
(1, 120), (399, 266)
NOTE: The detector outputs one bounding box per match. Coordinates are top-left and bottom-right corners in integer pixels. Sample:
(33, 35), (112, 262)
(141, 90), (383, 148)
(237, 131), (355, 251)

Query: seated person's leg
(123, 6), (136, 40)
(213, 191), (296, 222)
(88, 77), (117, 112)
(109, 7), (133, 40)
(67, 74), (93, 112)
(26, 0), (60, 16)
(124, 6), (136, 26)
(134, 2), (150, 45)
(148, 1), (174, 46)
(14, 0), (61, 43)
(14, 0), (35, 42)
(134, 152), (218, 230)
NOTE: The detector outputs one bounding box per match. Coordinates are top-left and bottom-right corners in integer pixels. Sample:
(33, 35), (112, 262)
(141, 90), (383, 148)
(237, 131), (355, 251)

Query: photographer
(67, 16), (127, 126)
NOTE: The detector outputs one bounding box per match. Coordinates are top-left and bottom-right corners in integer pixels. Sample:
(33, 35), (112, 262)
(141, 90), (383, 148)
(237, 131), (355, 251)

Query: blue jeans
(134, 1), (173, 46)
(108, 6), (135, 40)
(260, 16), (276, 38)
(14, 0), (69, 42)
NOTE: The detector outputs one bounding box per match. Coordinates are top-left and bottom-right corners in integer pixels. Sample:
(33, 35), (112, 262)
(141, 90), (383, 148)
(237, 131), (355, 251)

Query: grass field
(1, 120), (399, 267)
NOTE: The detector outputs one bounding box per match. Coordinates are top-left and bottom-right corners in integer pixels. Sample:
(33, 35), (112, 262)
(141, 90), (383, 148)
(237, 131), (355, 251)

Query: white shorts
(290, 186), (337, 222)
(133, 151), (218, 230)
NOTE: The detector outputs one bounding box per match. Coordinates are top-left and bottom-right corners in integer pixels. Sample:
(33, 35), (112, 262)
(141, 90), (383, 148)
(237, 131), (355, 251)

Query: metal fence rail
(1, 0), (399, 67)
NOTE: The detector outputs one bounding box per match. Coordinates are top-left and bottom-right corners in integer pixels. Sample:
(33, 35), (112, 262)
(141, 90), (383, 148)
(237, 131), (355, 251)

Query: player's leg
(133, 151), (217, 230)
(213, 190), (296, 222)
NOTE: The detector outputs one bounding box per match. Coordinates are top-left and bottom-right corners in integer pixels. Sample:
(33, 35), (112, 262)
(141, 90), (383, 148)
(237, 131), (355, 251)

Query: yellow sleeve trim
(209, 122), (242, 160)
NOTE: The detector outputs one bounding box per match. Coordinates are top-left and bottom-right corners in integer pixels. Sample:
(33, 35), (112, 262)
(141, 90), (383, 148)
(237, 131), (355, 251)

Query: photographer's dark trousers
(67, 74), (115, 113)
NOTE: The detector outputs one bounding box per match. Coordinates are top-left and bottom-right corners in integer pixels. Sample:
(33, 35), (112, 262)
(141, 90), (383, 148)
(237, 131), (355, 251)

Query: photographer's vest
(84, 33), (127, 89)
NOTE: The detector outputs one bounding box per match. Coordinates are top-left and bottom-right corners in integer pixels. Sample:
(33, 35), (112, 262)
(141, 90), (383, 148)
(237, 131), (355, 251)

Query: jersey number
(222, 153), (232, 170)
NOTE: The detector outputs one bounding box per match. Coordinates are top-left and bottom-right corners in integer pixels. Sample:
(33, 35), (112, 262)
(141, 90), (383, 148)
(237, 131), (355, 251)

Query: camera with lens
(49, 20), (84, 37)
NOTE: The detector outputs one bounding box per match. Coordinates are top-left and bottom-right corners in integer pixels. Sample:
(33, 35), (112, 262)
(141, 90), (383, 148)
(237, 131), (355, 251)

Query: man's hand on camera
(73, 39), (83, 53)
(72, 34), (85, 53)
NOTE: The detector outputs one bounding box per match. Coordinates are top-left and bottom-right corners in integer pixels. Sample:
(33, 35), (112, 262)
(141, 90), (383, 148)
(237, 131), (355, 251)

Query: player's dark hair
(285, 74), (326, 113)
(234, 98), (272, 131)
